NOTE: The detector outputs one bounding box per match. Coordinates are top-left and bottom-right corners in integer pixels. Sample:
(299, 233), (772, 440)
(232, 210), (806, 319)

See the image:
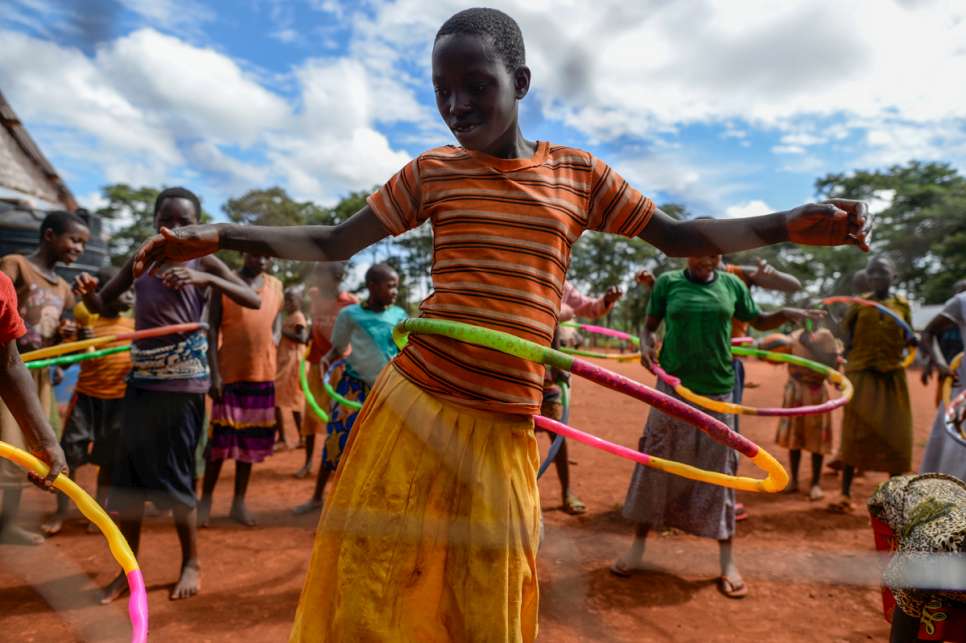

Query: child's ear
(42, 228), (57, 244)
(514, 65), (531, 100)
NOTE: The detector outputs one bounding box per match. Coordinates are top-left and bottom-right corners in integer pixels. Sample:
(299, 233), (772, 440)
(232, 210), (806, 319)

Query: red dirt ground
(0, 359), (940, 642)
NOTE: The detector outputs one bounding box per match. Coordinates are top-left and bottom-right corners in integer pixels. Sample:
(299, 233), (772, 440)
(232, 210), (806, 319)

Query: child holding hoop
(133, 8), (868, 639)
(612, 252), (823, 598)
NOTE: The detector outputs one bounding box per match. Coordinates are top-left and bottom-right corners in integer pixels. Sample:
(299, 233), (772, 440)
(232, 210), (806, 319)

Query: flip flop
(717, 576), (748, 599)
(563, 495), (587, 515)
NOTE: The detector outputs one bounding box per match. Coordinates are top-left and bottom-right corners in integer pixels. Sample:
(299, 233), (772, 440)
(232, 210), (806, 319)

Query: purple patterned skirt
(207, 381), (276, 463)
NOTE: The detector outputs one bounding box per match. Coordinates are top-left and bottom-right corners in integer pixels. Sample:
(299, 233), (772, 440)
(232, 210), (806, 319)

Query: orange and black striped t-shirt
(75, 315), (135, 399)
(368, 141), (656, 415)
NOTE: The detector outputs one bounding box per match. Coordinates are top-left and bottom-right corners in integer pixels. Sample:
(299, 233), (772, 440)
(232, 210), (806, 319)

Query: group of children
(0, 6), (898, 641)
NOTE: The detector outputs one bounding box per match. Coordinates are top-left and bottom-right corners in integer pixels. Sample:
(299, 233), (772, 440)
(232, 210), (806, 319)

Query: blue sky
(3, 0), (966, 222)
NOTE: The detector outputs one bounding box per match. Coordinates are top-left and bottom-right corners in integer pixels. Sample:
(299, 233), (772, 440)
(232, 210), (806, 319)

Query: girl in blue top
(293, 264), (406, 515)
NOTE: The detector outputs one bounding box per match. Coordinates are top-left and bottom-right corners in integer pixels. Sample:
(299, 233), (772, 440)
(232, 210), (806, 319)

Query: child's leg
(551, 437), (585, 514)
(295, 435), (315, 477)
(198, 457), (223, 527)
(841, 465), (855, 497)
(612, 523), (650, 575)
(41, 468), (78, 536)
(717, 538), (746, 597)
(293, 466), (331, 515)
(810, 453), (824, 489)
(0, 488), (43, 545)
(171, 504), (201, 600)
(100, 501), (145, 603)
(229, 462), (255, 526)
(787, 449), (801, 491)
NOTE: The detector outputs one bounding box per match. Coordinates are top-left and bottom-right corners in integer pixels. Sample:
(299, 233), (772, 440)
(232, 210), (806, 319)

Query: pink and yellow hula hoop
(394, 319), (788, 493)
(21, 322), (206, 363)
(652, 345), (853, 417)
(0, 443), (148, 642)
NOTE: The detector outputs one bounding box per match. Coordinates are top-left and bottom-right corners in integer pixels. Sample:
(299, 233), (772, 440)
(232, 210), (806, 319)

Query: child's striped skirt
(208, 380), (276, 463)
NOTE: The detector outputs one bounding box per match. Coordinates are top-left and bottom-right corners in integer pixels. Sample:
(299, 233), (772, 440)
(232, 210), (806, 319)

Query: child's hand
(786, 199), (870, 251)
(750, 258), (774, 281)
(58, 318), (77, 341)
(603, 286), (623, 305)
(27, 439), (68, 492)
(160, 266), (209, 290)
(209, 374), (224, 402)
(639, 336), (659, 371)
(134, 225), (220, 277)
(634, 270), (655, 288)
(72, 272), (99, 296)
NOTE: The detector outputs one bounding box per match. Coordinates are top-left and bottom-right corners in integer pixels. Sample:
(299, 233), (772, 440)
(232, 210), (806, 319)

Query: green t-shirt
(647, 269), (759, 395)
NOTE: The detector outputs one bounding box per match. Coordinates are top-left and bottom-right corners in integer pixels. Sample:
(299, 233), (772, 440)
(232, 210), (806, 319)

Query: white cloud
(725, 200), (773, 219)
(772, 144), (806, 155)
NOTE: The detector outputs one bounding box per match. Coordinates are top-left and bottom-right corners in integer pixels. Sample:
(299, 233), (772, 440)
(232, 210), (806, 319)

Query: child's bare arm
(639, 200), (869, 257)
(207, 291), (223, 401)
(0, 340), (67, 488)
(736, 258), (802, 293)
(750, 308), (825, 332)
(73, 256), (135, 314)
(920, 312), (957, 383)
(198, 256), (261, 309)
(134, 207), (391, 275)
(638, 315), (662, 370)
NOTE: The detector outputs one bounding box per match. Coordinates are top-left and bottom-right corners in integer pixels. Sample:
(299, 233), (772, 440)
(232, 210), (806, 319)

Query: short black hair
(365, 263), (397, 285)
(436, 8), (525, 71)
(39, 210), (87, 241)
(154, 187), (201, 220)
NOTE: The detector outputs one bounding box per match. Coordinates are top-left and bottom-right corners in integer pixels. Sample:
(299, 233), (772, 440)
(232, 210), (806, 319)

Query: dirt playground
(0, 358), (942, 641)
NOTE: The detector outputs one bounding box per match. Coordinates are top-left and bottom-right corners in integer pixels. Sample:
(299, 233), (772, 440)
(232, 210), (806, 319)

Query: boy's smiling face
(432, 33), (530, 156)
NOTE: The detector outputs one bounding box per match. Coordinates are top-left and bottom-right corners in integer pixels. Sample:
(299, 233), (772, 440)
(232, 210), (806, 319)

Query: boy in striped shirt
(134, 8), (871, 641)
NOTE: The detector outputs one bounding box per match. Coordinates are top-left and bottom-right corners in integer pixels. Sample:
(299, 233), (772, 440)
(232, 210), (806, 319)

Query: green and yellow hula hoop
(300, 357), (330, 423)
(394, 319), (788, 493)
(323, 358), (363, 411)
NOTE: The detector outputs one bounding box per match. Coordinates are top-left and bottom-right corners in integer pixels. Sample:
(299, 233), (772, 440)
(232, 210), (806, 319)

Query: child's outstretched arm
(134, 207), (391, 276)
(735, 258), (802, 293)
(639, 200), (870, 257)
(73, 256), (136, 315)
(750, 308), (825, 332)
(0, 339), (67, 489)
(919, 311), (958, 385)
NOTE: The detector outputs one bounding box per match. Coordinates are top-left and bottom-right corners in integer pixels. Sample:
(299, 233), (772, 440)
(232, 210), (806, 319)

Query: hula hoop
(537, 382), (568, 479)
(944, 388), (966, 447)
(560, 322), (753, 357)
(394, 319), (788, 493)
(651, 345), (853, 416)
(821, 296), (916, 367)
(942, 352), (964, 407)
(323, 359), (363, 411)
(0, 442), (147, 643)
(21, 322), (206, 363)
(300, 358), (330, 423)
(25, 345), (131, 370)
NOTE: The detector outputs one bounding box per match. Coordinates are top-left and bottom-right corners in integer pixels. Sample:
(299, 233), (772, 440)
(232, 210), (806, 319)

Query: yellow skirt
(290, 366), (541, 643)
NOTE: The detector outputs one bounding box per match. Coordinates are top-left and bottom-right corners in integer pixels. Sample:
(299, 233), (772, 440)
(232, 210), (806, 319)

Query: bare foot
(292, 499), (323, 515)
(293, 464), (312, 479)
(781, 481), (800, 495)
(229, 502), (256, 527)
(99, 572), (129, 604)
(609, 551), (647, 577)
(0, 525), (44, 546)
(170, 562), (201, 600)
(41, 512), (67, 536)
(197, 498), (211, 528)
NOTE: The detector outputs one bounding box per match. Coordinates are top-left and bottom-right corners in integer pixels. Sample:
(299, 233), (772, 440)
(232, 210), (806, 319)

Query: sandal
(717, 576), (748, 599)
(563, 494), (587, 515)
